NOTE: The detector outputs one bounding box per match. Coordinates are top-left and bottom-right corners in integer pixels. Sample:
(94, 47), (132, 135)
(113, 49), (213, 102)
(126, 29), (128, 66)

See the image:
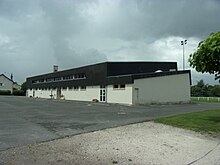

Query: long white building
(26, 62), (191, 105)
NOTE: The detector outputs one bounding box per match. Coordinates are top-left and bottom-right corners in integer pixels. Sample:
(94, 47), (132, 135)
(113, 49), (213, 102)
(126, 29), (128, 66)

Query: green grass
(155, 109), (220, 137)
(191, 97), (220, 103)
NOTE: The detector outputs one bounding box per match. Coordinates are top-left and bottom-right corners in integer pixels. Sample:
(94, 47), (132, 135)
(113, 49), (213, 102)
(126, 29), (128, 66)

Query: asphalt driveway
(0, 96), (220, 151)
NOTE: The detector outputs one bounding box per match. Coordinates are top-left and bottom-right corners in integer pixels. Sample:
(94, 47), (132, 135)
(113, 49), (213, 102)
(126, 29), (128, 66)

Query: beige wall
(107, 84), (133, 104)
(133, 73), (191, 104)
(0, 76), (13, 92)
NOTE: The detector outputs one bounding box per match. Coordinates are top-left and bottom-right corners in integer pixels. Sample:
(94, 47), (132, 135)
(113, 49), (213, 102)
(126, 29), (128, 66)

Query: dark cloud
(0, 0), (219, 84)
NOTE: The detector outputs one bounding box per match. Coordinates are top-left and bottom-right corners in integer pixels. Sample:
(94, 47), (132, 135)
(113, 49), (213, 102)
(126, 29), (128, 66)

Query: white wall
(27, 86), (100, 102)
(133, 73), (191, 104)
(107, 84), (133, 104)
(0, 75), (13, 92)
(27, 85), (133, 104)
(27, 89), (56, 99)
(61, 86), (100, 102)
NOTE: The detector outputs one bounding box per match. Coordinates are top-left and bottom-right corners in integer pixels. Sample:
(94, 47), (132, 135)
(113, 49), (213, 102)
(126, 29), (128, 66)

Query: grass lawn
(155, 109), (220, 137)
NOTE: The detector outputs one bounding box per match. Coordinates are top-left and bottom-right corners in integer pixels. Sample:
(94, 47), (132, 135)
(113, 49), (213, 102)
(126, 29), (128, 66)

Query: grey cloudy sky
(0, 0), (220, 84)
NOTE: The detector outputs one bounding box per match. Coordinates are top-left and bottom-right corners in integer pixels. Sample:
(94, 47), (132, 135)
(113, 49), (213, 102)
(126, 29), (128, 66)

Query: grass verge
(155, 109), (220, 137)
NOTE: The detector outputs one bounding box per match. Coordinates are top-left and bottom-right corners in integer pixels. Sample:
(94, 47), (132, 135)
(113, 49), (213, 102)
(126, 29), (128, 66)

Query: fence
(191, 97), (220, 102)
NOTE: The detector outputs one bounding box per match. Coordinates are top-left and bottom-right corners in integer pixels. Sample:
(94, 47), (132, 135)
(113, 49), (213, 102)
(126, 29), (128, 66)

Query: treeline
(191, 80), (220, 97)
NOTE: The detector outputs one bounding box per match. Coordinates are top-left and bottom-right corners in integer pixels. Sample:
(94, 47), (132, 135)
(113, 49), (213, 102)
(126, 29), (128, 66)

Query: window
(39, 79), (44, 83)
(0, 83), (3, 86)
(80, 86), (86, 91)
(32, 80), (37, 84)
(62, 87), (67, 91)
(74, 86), (79, 91)
(113, 84), (125, 90)
(113, 84), (119, 89)
(120, 84), (125, 89)
(73, 73), (86, 79)
(63, 75), (73, 80)
(46, 78), (53, 82)
(68, 87), (73, 90)
(54, 77), (62, 81)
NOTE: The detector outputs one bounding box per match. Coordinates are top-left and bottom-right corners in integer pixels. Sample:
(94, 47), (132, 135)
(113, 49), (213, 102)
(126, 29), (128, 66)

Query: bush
(13, 90), (25, 96)
(0, 90), (11, 95)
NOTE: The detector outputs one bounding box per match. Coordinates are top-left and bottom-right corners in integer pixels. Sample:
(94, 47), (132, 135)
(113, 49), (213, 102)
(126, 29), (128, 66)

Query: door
(100, 85), (106, 102)
(134, 88), (139, 104)
(57, 88), (61, 99)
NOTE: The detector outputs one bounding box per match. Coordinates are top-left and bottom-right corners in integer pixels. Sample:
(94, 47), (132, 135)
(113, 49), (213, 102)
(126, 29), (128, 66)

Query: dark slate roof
(0, 74), (14, 83)
(107, 70), (191, 85)
(26, 61), (188, 88)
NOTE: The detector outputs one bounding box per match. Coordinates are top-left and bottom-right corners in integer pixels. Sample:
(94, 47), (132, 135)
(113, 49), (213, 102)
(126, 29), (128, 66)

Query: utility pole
(181, 40), (187, 70)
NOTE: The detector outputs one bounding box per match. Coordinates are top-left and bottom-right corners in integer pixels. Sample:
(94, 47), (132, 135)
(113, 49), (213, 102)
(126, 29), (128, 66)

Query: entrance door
(100, 85), (106, 102)
(134, 88), (139, 104)
(57, 88), (61, 99)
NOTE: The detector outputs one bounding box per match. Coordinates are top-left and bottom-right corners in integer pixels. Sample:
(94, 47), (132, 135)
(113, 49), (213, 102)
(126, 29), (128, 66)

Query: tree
(21, 81), (27, 92)
(191, 80), (209, 97)
(189, 32), (220, 82)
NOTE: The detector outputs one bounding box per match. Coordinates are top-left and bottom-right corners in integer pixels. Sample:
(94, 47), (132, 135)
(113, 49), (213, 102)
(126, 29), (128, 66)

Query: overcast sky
(0, 0), (220, 85)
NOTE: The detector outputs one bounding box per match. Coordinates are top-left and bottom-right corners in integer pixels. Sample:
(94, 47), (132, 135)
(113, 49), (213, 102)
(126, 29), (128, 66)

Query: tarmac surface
(0, 96), (220, 151)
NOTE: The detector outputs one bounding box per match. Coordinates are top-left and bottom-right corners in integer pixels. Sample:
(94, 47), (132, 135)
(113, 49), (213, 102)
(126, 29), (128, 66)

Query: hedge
(0, 90), (11, 95)
(12, 90), (25, 96)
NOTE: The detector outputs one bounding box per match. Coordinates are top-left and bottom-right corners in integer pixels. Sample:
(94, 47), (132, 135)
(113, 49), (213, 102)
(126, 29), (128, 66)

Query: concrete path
(0, 96), (220, 151)
(0, 122), (219, 165)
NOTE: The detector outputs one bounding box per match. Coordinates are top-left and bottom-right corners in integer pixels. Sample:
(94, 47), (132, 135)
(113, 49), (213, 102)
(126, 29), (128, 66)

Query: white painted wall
(61, 86), (100, 102)
(0, 75), (13, 92)
(133, 73), (191, 104)
(27, 89), (56, 99)
(107, 84), (133, 104)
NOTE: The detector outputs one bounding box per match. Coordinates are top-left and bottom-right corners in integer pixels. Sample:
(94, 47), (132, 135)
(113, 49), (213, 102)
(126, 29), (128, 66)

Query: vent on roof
(53, 65), (58, 73)
(155, 70), (163, 73)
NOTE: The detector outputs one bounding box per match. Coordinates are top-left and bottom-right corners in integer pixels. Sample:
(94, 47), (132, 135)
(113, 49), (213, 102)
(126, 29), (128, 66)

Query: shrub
(0, 90), (11, 95)
(13, 90), (25, 96)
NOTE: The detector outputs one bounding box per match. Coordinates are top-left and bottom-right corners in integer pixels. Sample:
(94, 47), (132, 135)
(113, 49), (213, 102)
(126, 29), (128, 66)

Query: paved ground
(1, 122), (220, 165)
(0, 96), (220, 151)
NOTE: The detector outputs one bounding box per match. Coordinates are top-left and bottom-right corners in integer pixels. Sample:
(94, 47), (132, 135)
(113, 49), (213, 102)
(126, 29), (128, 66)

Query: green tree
(189, 32), (220, 81)
(191, 80), (209, 97)
(210, 85), (220, 97)
(21, 81), (27, 92)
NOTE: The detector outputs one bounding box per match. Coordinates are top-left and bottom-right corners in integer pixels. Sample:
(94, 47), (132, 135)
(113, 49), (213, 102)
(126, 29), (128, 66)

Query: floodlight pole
(181, 40), (187, 70)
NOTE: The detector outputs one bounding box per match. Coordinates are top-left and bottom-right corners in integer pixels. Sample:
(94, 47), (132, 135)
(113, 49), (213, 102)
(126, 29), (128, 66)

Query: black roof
(26, 61), (188, 89)
(0, 74), (14, 83)
(107, 70), (191, 85)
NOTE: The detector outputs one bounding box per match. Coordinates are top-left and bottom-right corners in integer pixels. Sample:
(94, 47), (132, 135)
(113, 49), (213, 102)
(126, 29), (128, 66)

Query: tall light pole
(181, 39), (187, 70)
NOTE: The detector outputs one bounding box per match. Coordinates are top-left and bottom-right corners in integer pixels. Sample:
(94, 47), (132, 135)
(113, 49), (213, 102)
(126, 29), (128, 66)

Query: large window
(74, 86), (79, 91)
(62, 87), (67, 91)
(54, 77), (62, 81)
(63, 75), (73, 80)
(80, 86), (86, 91)
(113, 84), (126, 90)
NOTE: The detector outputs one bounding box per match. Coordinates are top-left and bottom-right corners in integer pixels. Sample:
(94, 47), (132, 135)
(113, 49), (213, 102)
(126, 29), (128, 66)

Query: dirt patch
(0, 122), (220, 165)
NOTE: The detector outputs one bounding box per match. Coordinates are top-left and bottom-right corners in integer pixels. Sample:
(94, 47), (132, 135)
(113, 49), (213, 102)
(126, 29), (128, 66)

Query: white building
(0, 74), (14, 93)
(26, 62), (191, 105)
